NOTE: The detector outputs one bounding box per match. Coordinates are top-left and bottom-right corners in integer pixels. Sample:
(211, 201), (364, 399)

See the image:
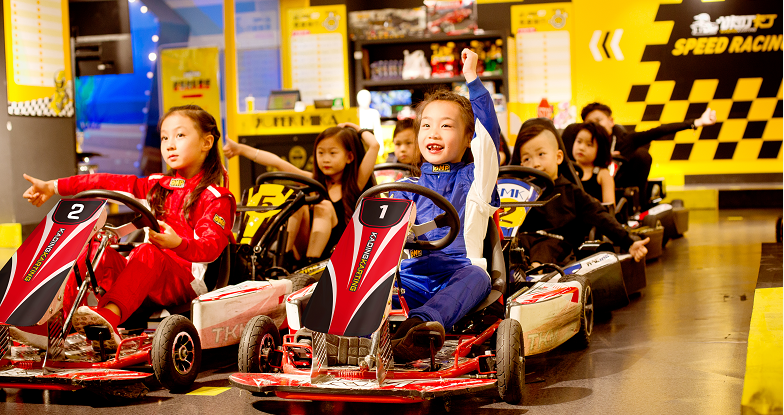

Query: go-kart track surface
(0, 209), (776, 415)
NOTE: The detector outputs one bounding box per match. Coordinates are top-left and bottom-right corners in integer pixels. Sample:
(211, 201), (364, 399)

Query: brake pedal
(83, 325), (111, 361)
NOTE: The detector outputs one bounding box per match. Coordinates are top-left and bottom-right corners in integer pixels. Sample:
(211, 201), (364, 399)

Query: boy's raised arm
(462, 49), (500, 154)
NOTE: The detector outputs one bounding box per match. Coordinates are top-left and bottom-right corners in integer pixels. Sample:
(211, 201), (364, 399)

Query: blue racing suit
(392, 79), (501, 330)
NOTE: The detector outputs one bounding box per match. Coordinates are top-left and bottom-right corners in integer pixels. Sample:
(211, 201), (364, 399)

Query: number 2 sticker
(67, 204), (84, 220)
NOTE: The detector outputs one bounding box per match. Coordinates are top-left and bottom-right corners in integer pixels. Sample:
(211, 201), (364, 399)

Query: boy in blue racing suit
(390, 49), (501, 362)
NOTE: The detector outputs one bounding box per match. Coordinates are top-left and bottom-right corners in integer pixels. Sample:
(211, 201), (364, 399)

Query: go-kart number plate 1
(498, 179), (539, 238)
(0, 199), (107, 326)
(304, 198), (413, 337)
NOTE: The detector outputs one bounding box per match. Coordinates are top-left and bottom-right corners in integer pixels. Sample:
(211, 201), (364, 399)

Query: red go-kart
(230, 182), (527, 405)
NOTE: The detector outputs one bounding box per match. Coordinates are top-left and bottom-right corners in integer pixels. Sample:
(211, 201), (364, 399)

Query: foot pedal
(412, 331), (442, 371)
(83, 325), (111, 361)
(412, 330), (442, 348)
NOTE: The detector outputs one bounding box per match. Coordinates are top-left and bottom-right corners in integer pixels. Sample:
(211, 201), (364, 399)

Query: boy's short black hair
(510, 118), (560, 166)
(575, 122), (612, 168)
(393, 118), (415, 138)
(580, 102), (612, 121)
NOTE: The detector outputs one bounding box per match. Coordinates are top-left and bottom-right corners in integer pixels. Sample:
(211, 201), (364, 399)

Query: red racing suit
(59, 171), (236, 323)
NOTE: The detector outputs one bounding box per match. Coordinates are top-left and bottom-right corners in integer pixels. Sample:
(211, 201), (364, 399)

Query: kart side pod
(564, 251), (629, 311)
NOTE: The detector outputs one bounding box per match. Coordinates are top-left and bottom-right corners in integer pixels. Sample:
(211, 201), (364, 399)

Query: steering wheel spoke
(72, 190), (160, 233)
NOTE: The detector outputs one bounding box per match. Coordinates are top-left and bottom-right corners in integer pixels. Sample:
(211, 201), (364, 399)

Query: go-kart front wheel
(152, 315), (202, 392)
(238, 315), (280, 373)
(496, 318), (524, 404)
(562, 275), (594, 349)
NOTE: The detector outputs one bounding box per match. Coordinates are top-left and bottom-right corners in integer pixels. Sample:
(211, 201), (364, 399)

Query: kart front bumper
(0, 366), (152, 397)
(230, 372), (496, 403)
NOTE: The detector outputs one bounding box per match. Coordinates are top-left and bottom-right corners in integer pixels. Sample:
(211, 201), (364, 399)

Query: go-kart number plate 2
(53, 200), (105, 225)
(0, 198), (107, 326)
(304, 198), (413, 337)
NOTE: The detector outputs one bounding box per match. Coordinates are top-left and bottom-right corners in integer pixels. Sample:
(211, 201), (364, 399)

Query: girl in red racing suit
(19, 105), (235, 349)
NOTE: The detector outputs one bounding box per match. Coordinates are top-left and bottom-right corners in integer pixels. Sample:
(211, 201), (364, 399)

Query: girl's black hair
(311, 127), (364, 225)
(148, 105), (224, 222)
(575, 122), (612, 168)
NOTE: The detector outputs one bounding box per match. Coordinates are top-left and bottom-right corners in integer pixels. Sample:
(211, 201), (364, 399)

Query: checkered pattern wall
(623, 0), (783, 166)
(7, 97), (74, 118)
(625, 78), (782, 161)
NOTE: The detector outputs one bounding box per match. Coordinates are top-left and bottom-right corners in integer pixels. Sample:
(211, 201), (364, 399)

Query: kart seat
(202, 243), (234, 293)
(121, 243), (233, 328)
(464, 216), (506, 314)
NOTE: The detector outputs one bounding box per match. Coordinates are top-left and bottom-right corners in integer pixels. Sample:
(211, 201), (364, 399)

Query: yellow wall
(509, 0), (782, 186)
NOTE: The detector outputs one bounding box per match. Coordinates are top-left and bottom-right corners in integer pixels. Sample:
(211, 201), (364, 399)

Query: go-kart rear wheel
(495, 318), (524, 404)
(287, 272), (318, 292)
(238, 315), (280, 373)
(152, 315), (202, 392)
(562, 275), (594, 349)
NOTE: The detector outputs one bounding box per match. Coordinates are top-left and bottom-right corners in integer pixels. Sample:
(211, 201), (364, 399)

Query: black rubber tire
(287, 272), (317, 292)
(562, 275), (594, 349)
(496, 318), (524, 404)
(151, 315), (202, 392)
(238, 315), (281, 373)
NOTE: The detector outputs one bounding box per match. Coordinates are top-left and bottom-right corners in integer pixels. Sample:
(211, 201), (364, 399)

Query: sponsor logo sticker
(213, 214), (226, 229)
(349, 232), (378, 292)
(25, 228), (66, 282)
(169, 178), (185, 188)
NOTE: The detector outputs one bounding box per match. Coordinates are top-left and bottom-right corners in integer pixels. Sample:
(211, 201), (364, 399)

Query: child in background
(512, 119), (648, 270)
(571, 122), (614, 204)
(388, 118), (417, 165)
(223, 124), (379, 263)
(19, 105), (235, 349)
(390, 49), (501, 362)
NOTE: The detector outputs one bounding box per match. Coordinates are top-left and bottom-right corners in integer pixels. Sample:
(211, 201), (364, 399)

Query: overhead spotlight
(148, 52), (157, 61)
(147, 71), (154, 79)
(141, 5), (148, 13)
(152, 35), (159, 42)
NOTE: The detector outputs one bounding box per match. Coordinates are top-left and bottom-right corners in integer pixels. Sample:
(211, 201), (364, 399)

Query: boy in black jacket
(580, 102), (716, 208)
(513, 120), (649, 269)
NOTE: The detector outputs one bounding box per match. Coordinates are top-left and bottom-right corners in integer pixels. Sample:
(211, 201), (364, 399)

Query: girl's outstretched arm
(24, 173), (153, 206)
(22, 174), (56, 207)
(223, 138), (312, 178)
(597, 168), (616, 205)
(339, 122), (380, 189)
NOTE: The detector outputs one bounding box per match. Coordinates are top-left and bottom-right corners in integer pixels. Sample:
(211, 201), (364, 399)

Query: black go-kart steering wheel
(499, 165), (554, 194)
(357, 182), (460, 251)
(373, 162), (421, 177)
(72, 189), (160, 233)
(255, 171), (329, 205)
